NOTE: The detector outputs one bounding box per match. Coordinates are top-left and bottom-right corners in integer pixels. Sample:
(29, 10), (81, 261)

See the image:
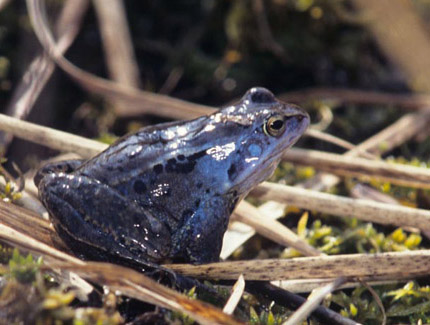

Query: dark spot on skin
(67, 164), (76, 173)
(177, 162), (195, 173)
(133, 180), (147, 194)
(166, 158), (196, 174)
(165, 159), (176, 172)
(250, 89), (275, 103)
(117, 166), (124, 172)
(187, 150), (207, 161)
(196, 182), (203, 189)
(153, 164), (163, 174)
(206, 188), (210, 194)
(228, 164), (236, 180)
(177, 154), (185, 161)
(106, 166), (114, 171)
(195, 199), (200, 208)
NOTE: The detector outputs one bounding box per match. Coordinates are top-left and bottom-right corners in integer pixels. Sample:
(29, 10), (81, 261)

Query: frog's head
(211, 87), (310, 197)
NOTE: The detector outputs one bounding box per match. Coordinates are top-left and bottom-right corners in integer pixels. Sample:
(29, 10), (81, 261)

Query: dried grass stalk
(92, 0), (142, 115)
(167, 250), (430, 281)
(253, 182), (430, 231)
(283, 277), (349, 325)
(0, 0), (89, 151)
(284, 148), (430, 189)
(234, 201), (323, 256)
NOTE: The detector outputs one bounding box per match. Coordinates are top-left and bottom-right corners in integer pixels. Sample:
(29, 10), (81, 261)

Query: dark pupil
(270, 119), (284, 130)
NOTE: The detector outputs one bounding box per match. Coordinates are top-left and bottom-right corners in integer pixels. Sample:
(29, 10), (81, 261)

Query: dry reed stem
(92, 0), (142, 114)
(272, 277), (407, 294)
(347, 112), (430, 156)
(0, 223), (80, 264)
(223, 274), (245, 315)
(234, 201), (323, 256)
(166, 250), (430, 281)
(92, 0), (141, 88)
(0, 0), (89, 151)
(283, 277), (350, 325)
(253, 182), (430, 231)
(0, 113), (106, 158)
(221, 201), (286, 259)
(54, 262), (243, 325)
(0, 199), (61, 247)
(284, 148), (430, 189)
(301, 111), (430, 192)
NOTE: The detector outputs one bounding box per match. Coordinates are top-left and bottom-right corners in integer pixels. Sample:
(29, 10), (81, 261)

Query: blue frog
(35, 88), (309, 265)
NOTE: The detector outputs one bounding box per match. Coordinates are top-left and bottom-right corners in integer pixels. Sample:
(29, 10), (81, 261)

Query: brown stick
(347, 111), (430, 156)
(0, 199), (61, 249)
(234, 201), (323, 256)
(300, 111), (430, 191)
(284, 148), (430, 189)
(252, 182), (430, 231)
(0, 0), (89, 152)
(92, 0), (142, 114)
(166, 250), (430, 281)
(284, 277), (349, 325)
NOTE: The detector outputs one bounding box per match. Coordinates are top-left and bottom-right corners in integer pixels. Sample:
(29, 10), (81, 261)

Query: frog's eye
(264, 115), (286, 137)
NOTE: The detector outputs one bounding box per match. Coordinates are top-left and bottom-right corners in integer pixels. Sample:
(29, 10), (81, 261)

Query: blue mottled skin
(35, 88), (309, 265)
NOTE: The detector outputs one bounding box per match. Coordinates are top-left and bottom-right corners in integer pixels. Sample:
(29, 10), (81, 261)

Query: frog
(35, 87), (309, 267)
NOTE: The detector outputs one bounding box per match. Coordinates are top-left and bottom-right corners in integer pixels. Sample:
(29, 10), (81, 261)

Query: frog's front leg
(38, 173), (172, 266)
(172, 196), (232, 264)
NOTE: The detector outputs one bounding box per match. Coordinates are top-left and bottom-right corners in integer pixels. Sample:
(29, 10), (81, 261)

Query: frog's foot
(34, 159), (84, 187)
(38, 173), (171, 266)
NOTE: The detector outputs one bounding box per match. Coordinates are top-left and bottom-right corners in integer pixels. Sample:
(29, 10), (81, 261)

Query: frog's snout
(290, 109), (310, 130)
(295, 112), (309, 123)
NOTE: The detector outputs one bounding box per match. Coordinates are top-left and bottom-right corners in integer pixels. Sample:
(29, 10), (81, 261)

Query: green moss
(0, 249), (123, 324)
